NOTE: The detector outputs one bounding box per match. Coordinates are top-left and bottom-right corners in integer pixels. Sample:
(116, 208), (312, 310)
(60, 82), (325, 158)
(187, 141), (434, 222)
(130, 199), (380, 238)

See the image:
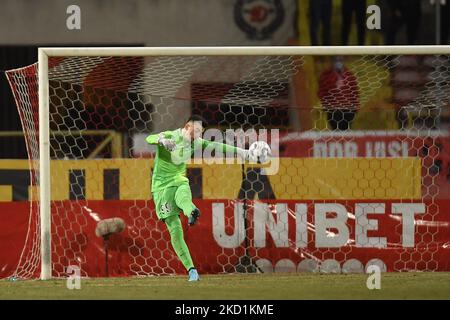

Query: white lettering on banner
(365, 141), (408, 158)
(388, 141), (408, 157)
(212, 202), (245, 248)
(212, 202), (424, 249)
(366, 141), (408, 157)
(365, 142), (373, 157)
(295, 203), (308, 248)
(314, 142), (327, 157)
(355, 203), (387, 248)
(254, 203), (289, 247)
(315, 203), (350, 247)
(329, 142), (344, 157)
(374, 141), (386, 157)
(314, 141), (408, 157)
(314, 142), (358, 157)
(392, 203), (426, 247)
(345, 142), (358, 157)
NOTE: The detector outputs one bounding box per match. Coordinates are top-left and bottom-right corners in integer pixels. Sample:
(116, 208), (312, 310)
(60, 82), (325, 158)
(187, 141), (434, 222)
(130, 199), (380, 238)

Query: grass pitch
(1, 273), (449, 300)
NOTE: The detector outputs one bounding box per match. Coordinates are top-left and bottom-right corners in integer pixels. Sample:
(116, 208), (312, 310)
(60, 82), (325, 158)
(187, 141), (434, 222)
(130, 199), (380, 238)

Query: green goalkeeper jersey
(146, 128), (241, 192)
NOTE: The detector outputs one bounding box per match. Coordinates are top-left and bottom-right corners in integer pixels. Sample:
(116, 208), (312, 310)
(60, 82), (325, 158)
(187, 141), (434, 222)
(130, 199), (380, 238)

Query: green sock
(174, 184), (196, 217)
(164, 215), (194, 271)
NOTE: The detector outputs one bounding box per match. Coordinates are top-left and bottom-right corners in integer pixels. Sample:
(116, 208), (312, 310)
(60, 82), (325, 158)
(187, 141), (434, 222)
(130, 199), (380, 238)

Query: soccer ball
(248, 141), (272, 164)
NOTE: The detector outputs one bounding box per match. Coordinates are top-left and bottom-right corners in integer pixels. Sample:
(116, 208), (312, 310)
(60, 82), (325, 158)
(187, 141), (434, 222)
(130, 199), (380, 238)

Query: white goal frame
(38, 45), (450, 280)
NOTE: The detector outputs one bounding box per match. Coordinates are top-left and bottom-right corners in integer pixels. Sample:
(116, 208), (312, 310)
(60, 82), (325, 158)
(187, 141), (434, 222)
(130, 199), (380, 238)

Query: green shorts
(152, 184), (195, 220)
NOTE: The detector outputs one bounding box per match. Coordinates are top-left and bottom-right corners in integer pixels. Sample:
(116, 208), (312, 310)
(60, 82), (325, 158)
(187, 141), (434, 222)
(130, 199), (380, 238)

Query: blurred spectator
(318, 56), (360, 130)
(385, 0), (422, 45)
(390, 55), (435, 130)
(309, 0), (332, 46)
(342, 0), (367, 45)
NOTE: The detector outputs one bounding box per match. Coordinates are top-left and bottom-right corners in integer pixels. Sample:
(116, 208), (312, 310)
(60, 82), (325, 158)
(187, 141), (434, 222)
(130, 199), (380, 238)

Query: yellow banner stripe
(0, 158), (421, 201)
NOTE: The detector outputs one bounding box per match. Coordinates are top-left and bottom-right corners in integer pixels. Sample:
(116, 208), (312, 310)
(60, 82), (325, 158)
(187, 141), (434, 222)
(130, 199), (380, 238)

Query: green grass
(1, 273), (450, 300)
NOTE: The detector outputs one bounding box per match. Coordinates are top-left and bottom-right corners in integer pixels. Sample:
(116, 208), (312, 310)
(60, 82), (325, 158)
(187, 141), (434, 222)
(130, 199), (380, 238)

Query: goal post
(38, 48), (51, 280)
(8, 45), (450, 280)
(40, 45), (450, 56)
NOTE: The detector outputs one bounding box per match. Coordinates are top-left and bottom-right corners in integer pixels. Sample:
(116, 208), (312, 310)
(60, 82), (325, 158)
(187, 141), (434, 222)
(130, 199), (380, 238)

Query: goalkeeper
(146, 115), (252, 281)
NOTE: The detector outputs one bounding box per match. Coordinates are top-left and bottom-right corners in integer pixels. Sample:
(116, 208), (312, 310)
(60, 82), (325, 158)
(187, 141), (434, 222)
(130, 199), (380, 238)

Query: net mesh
(5, 52), (450, 278)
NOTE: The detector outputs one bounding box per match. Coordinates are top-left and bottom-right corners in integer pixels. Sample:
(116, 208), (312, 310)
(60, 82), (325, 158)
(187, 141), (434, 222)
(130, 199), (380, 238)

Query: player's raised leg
(174, 183), (201, 226)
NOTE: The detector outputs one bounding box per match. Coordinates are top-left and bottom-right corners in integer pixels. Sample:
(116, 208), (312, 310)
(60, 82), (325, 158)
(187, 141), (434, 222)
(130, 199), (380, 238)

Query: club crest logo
(234, 0), (285, 40)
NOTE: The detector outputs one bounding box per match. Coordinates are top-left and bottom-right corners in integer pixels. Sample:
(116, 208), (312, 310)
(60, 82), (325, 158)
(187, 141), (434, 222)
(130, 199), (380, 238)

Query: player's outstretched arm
(199, 139), (255, 162)
(146, 132), (176, 151)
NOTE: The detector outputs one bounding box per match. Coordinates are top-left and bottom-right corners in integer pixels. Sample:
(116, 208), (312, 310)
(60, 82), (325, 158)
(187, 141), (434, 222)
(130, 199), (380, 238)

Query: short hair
(186, 114), (207, 127)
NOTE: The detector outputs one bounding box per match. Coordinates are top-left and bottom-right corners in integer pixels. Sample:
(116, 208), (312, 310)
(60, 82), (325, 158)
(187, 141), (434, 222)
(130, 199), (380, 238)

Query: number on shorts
(160, 202), (172, 215)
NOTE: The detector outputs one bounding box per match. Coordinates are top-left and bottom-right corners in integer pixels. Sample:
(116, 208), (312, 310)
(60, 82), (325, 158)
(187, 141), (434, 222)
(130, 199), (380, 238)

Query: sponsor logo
(234, 0), (285, 40)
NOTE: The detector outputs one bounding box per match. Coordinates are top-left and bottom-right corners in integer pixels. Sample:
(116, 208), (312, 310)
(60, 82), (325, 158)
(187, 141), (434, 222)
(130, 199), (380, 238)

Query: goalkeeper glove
(158, 135), (176, 152)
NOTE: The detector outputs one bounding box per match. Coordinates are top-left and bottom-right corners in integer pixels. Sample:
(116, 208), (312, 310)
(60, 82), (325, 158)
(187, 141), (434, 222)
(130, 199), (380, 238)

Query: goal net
(5, 47), (450, 279)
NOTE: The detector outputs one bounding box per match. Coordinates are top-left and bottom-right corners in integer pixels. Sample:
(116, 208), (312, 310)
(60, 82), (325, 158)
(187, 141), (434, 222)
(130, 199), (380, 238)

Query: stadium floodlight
(5, 45), (450, 280)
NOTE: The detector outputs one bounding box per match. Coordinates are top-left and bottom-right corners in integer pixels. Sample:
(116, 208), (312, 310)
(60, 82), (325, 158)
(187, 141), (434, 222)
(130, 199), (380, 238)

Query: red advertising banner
(1, 199), (449, 278)
(279, 130), (450, 159)
(279, 130), (450, 199)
